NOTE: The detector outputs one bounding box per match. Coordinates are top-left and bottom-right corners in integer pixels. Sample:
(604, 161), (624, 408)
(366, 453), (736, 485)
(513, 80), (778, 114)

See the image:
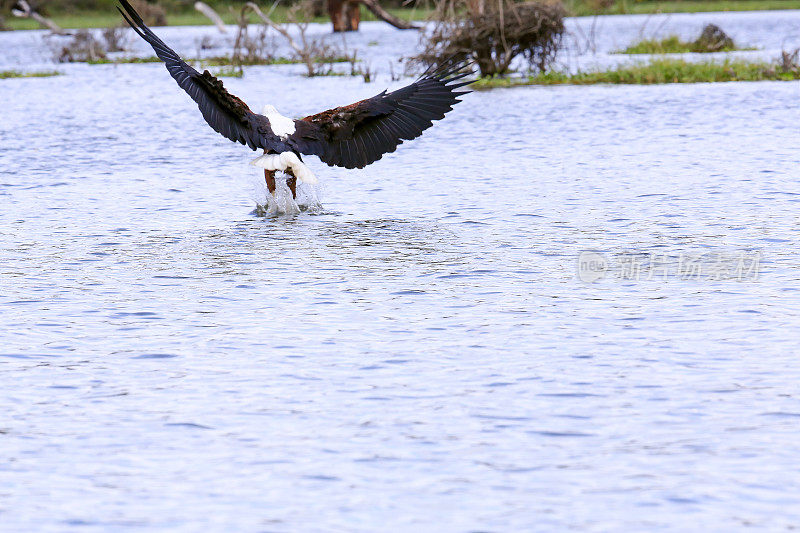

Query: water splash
(250, 171), (323, 217)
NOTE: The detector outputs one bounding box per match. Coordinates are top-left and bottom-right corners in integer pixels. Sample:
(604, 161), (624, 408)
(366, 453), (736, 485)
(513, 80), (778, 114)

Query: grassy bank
(200, 55), (350, 66)
(86, 56), (162, 64)
(0, 70), (61, 78)
(211, 65), (243, 77)
(4, 5), (431, 30)
(57, 54), (351, 67)
(616, 35), (755, 54)
(6, 0), (800, 30)
(473, 58), (800, 88)
(566, 0), (800, 15)
(83, 55), (321, 65)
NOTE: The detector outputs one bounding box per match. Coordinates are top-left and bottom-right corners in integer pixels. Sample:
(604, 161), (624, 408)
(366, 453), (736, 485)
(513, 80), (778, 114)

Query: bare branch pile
(53, 29), (106, 61)
(414, 0), (566, 78)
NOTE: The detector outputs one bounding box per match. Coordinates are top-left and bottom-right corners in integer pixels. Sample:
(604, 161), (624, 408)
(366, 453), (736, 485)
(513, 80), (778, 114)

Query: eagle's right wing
(288, 62), (473, 169)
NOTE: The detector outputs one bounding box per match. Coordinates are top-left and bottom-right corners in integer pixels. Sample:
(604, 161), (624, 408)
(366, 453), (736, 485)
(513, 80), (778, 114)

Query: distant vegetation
(78, 55), (345, 66)
(473, 56), (800, 88)
(564, 0), (800, 15)
(211, 65), (243, 77)
(226, 1), (355, 77)
(617, 24), (754, 54)
(78, 54), (350, 66)
(618, 35), (756, 54)
(6, 0), (800, 31)
(2, 0), (429, 30)
(86, 55), (162, 64)
(37, 0), (364, 79)
(201, 55), (348, 66)
(0, 69), (61, 78)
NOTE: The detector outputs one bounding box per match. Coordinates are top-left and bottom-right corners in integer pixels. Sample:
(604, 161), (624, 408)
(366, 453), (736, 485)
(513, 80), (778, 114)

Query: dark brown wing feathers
(195, 72), (251, 123)
(290, 62), (473, 169)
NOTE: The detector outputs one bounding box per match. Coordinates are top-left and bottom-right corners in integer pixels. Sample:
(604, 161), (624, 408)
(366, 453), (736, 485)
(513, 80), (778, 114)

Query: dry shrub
(693, 24), (734, 53)
(53, 29), (107, 62)
(101, 26), (129, 51)
(237, 1), (347, 77)
(780, 48), (799, 73)
(233, 21), (278, 65)
(415, 0), (565, 77)
(53, 25), (129, 61)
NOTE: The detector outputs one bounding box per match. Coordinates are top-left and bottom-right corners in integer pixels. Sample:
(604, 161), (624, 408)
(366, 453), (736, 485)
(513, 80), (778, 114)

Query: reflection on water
(3, 13), (800, 532)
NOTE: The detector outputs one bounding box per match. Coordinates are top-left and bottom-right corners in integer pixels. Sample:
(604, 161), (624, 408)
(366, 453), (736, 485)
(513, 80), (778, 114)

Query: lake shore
(5, 0), (800, 30)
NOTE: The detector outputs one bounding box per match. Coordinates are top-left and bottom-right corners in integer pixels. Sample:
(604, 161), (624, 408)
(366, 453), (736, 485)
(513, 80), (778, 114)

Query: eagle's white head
(261, 104), (279, 115)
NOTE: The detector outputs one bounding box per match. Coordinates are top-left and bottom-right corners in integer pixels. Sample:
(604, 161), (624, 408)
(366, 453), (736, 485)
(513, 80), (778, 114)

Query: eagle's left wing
(287, 62), (473, 169)
(118, 0), (281, 152)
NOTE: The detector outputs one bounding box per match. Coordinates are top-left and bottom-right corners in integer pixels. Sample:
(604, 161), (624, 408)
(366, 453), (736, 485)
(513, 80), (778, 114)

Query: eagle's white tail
(250, 152), (318, 185)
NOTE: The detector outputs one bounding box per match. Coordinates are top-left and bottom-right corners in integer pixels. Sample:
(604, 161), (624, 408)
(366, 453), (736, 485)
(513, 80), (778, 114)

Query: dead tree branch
(241, 1), (341, 77)
(358, 0), (419, 30)
(11, 0), (67, 34)
(244, 2), (307, 58)
(194, 1), (227, 34)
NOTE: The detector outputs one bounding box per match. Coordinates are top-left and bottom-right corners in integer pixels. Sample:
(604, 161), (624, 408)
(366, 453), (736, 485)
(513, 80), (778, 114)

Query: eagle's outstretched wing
(118, 0), (280, 151)
(287, 62), (473, 169)
(119, 0), (472, 169)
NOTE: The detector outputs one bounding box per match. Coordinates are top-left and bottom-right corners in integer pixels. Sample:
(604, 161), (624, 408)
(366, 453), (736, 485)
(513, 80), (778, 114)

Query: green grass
(0, 70), (61, 79)
(6, 0), (800, 30)
(565, 0), (800, 16)
(617, 35), (755, 54)
(473, 58), (800, 88)
(50, 53), (352, 67)
(309, 69), (353, 76)
(211, 65), (243, 77)
(4, 5), (430, 31)
(202, 56), (298, 67)
(199, 55), (350, 67)
(86, 55), (162, 64)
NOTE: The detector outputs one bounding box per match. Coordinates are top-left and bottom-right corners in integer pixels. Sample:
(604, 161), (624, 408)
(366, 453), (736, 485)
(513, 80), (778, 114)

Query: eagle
(117, 0), (473, 198)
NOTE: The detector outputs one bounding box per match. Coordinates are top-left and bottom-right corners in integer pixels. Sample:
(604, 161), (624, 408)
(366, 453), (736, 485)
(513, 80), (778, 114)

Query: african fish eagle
(117, 0), (473, 198)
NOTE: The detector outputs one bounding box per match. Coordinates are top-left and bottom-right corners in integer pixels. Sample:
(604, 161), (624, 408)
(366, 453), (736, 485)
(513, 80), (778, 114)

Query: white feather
(261, 104), (296, 139)
(250, 151), (318, 185)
